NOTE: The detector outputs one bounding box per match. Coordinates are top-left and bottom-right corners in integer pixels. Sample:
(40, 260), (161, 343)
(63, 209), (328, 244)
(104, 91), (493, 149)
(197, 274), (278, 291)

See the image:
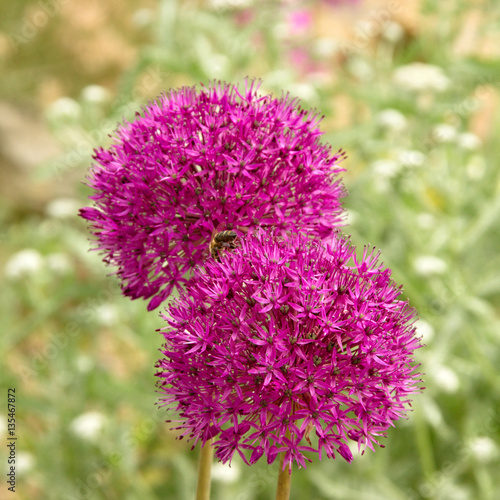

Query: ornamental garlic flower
(156, 231), (422, 469)
(80, 81), (346, 310)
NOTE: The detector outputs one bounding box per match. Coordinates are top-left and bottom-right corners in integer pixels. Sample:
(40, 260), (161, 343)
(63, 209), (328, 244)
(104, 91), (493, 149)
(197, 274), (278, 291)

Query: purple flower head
(156, 231), (423, 469)
(79, 81), (346, 310)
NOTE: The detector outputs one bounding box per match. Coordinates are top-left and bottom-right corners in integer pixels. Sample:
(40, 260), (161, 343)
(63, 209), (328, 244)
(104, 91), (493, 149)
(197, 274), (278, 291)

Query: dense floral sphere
(156, 231), (422, 469)
(80, 81), (346, 310)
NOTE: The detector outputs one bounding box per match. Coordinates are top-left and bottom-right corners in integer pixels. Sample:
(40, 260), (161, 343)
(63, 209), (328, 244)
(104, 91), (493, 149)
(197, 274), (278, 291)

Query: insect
(209, 230), (238, 261)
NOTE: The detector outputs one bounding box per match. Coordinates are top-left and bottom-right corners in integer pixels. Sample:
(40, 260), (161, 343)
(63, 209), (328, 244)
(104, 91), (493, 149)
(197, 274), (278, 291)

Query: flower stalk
(196, 440), (213, 500)
(275, 451), (292, 500)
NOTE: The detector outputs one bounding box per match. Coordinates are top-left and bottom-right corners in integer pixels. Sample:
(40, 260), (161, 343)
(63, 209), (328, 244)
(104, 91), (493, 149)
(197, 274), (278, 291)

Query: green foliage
(2, 1), (500, 499)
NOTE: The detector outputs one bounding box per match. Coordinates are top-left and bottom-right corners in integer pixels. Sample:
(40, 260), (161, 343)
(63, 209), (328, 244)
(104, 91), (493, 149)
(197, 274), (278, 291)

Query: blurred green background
(1, 0), (500, 499)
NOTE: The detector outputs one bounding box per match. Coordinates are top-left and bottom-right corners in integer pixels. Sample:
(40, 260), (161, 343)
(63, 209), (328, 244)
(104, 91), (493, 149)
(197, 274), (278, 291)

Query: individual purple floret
(79, 81), (346, 310)
(156, 230), (423, 469)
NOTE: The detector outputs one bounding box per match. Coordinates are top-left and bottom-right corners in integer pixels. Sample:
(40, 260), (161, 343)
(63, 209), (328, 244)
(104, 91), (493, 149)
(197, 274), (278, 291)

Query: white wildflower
(416, 213), (435, 230)
(95, 304), (119, 327)
(469, 437), (498, 463)
(211, 461), (241, 483)
(288, 83), (318, 104)
(376, 108), (407, 132)
(348, 57), (374, 82)
(76, 355), (94, 373)
(393, 63), (451, 92)
(314, 38), (340, 58)
(46, 97), (81, 122)
(457, 132), (482, 151)
(382, 21), (405, 44)
(46, 198), (81, 219)
(372, 159), (400, 178)
(433, 365), (459, 394)
(210, 0), (253, 10)
(81, 85), (110, 104)
(4, 249), (44, 279)
(17, 452), (35, 476)
(70, 412), (106, 441)
(398, 150), (425, 167)
(413, 255), (447, 276)
(415, 319), (434, 343)
(433, 124), (457, 143)
(344, 209), (358, 226)
(466, 155), (486, 180)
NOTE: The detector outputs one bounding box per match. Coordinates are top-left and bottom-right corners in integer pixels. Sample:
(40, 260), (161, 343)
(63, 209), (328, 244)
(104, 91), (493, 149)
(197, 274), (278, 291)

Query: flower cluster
(80, 78), (422, 471)
(156, 231), (422, 468)
(80, 81), (346, 310)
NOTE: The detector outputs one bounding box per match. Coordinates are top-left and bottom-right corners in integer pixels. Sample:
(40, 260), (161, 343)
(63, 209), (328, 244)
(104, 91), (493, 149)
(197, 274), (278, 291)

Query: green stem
(275, 452), (292, 500)
(196, 440), (213, 500)
(414, 400), (435, 478)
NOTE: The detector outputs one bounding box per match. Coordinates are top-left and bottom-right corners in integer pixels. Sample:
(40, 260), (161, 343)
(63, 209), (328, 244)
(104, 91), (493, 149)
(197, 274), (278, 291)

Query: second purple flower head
(156, 231), (423, 469)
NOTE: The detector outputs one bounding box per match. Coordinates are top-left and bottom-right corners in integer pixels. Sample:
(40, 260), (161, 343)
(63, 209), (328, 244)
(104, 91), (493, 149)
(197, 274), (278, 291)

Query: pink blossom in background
(233, 8), (254, 26)
(286, 9), (313, 36)
(287, 47), (326, 76)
